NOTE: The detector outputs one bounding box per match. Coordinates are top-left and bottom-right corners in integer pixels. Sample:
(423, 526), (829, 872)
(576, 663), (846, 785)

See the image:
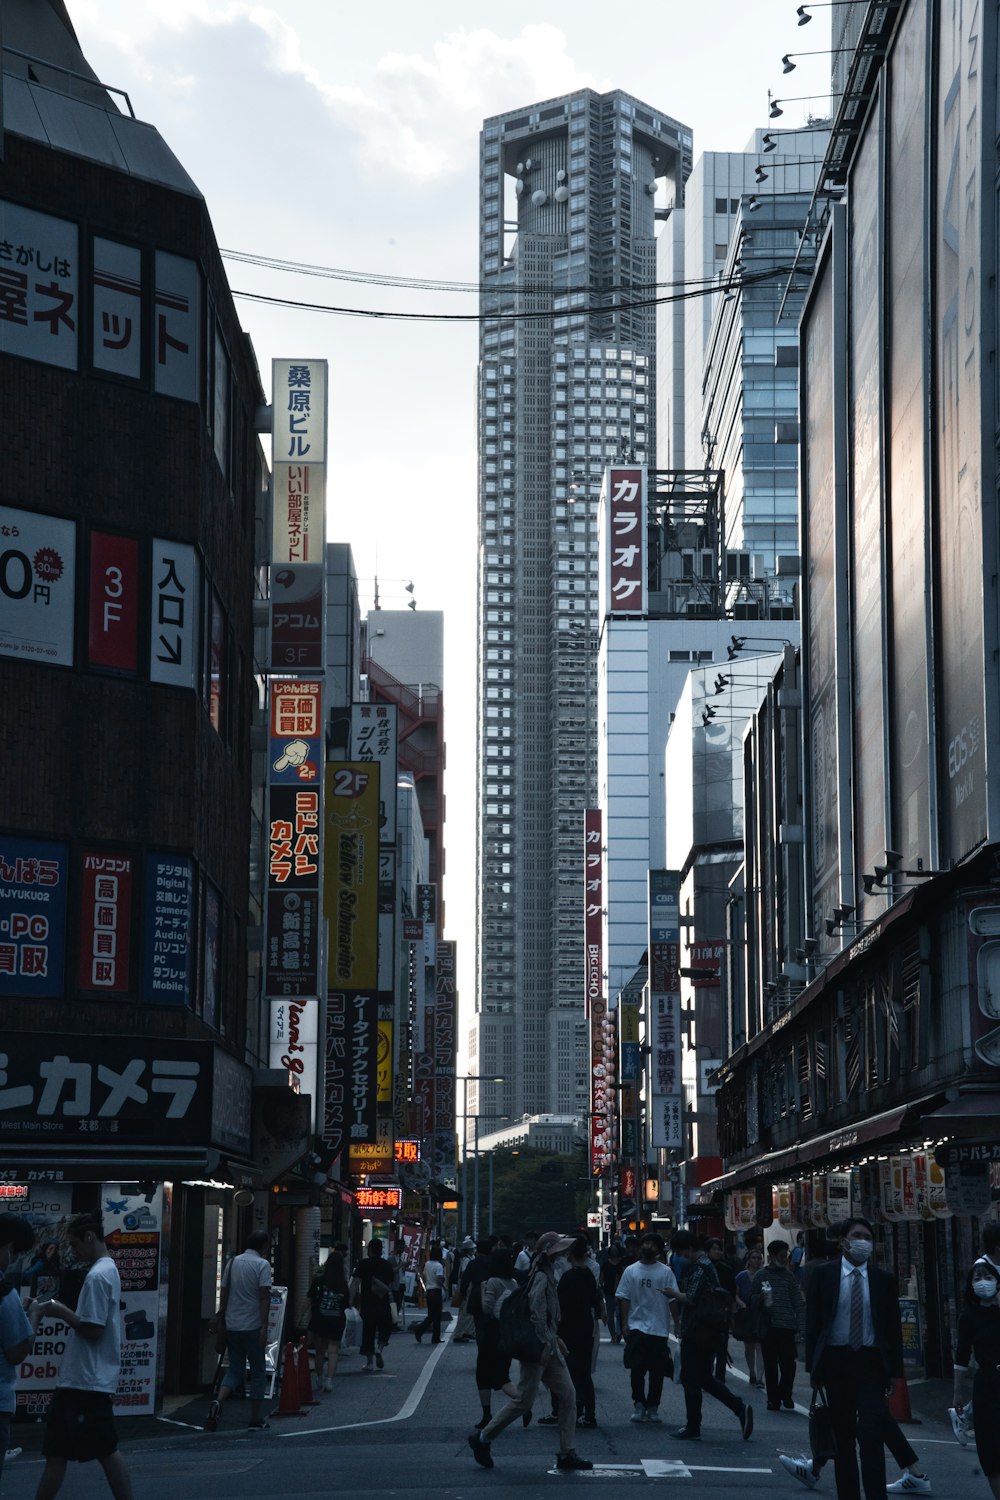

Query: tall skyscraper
(472, 90), (690, 1127)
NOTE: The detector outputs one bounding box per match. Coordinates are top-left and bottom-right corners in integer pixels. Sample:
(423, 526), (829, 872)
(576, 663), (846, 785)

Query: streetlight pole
(455, 1074), (505, 1242)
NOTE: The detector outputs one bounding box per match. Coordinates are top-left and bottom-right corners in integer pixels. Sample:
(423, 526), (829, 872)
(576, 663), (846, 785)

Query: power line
(231, 264), (807, 324)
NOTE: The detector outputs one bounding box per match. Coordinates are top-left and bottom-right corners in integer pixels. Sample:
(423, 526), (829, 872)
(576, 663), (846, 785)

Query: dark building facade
(0, 1), (270, 1397)
(709, 0), (1000, 1379)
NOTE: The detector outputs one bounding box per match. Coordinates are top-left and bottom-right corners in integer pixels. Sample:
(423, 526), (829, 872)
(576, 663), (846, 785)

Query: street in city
(1, 1325), (979, 1500)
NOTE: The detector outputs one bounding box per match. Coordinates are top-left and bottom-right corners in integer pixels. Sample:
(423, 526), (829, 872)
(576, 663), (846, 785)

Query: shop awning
(921, 1092), (1000, 1133)
(702, 1092), (943, 1193)
(1, 1145), (261, 1187)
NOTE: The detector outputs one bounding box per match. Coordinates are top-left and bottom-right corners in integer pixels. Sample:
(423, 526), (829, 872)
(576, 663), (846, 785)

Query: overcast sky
(69, 0), (832, 1052)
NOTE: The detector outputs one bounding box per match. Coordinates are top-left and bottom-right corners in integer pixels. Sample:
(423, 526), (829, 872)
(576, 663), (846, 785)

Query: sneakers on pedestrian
(323, 1376), (333, 1392)
(375, 1349), (384, 1369)
(556, 1451), (594, 1471)
(578, 1416), (597, 1429)
(888, 1473), (932, 1494)
(630, 1401), (648, 1423)
(740, 1402), (754, 1440)
(468, 1433), (494, 1469)
(782, 1398), (796, 1411)
(204, 1399), (221, 1432)
(538, 1413), (560, 1425)
(780, 1454), (819, 1489)
(646, 1408), (662, 1423)
(949, 1407), (973, 1447)
(672, 1427), (700, 1440)
(4, 1447), (22, 1462)
(247, 1419), (270, 1432)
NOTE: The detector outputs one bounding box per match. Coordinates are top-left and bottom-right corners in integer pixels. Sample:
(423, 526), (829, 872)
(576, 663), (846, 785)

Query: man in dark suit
(805, 1218), (903, 1500)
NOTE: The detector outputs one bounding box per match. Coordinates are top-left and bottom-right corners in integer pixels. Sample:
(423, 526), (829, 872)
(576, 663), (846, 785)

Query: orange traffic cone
(273, 1342), (303, 1418)
(297, 1336), (318, 1406)
(888, 1369), (919, 1423)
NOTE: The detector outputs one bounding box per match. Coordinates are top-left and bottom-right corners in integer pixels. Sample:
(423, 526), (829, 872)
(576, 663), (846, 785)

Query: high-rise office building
(472, 90), (690, 1126)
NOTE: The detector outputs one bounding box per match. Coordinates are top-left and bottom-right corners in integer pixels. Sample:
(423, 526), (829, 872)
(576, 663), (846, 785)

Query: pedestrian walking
(735, 1246), (766, 1386)
(601, 1241), (626, 1343)
(467, 1230), (593, 1472)
(476, 1246), (520, 1430)
(413, 1241), (445, 1344)
(752, 1238), (804, 1411)
(558, 1235), (604, 1428)
(351, 1239), (394, 1371)
(780, 1407), (933, 1493)
(452, 1237), (477, 1342)
(616, 1231), (680, 1424)
(305, 1252), (349, 1391)
(1, 1215), (35, 1491)
(707, 1239), (738, 1382)
(30, 1212), (135, 1500)
(951, 1259), (1000, 1500)
(671, 1229), (753, 1443)
(792, 1233), (807, 1284)
(205, 1228), (273, 1432)
(514, 1231), (538, 1282)
(804, 1217), (903, 1500)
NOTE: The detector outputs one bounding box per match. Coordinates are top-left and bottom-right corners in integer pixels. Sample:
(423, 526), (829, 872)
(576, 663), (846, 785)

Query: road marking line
(278, 1323), (453, 1436)
(641, 1459), (692, 1477)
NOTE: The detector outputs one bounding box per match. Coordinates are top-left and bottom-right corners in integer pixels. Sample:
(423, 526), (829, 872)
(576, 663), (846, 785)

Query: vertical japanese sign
(350, 704), (398, 845)
(92, 238), (142, 380)
(265, 680), (322, 1000)
(585, 810), (612, 1176)
(433, 940), (456, 1180)
(88, 533), (139, 672)
(0, 507), (76, 666)
(77, 850), (133, 993)
(346, 990), (380, 1154)
(322, 991), (348, 1167)
(648, 870), (682, 1149)
(413, 884), (437, 1142)
(599, 464), (647, 618)
(0, 837), (68, 998)
(0, 201), (78, 370)
(324, 763), (379, 989)
(153, 251), (200, 402)
(141, 855), (194, 1004)
(149, 540), (199, 689)
(270, 359), (327, 666)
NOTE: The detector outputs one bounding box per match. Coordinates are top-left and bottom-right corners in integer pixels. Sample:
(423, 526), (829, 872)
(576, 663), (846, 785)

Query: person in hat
(468, 1231), (593, 1473)
(452, 1237), (478, 1342)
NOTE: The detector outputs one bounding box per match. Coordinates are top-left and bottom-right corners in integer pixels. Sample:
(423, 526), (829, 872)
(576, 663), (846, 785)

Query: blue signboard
(0, 837), (69, 997)
(142, 855), (194, 1004)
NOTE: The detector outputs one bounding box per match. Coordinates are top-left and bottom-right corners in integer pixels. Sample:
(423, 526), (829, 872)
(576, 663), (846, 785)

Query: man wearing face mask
(805, 1218), (903, 1500)
(616, 1233), (680, 1423)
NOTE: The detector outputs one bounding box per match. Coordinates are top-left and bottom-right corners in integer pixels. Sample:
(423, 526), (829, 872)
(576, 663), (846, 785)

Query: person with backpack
(671, 1230), (754, 1443)
(305, 1252), (349, 1391)
(468, 1231), (593, 1473)
(476, 1246), (520, 1431)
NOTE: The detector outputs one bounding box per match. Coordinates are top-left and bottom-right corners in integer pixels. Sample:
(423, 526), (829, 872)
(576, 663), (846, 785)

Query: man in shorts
(31, 1211), (133, 1500)
(206, 1229), (273, 1431)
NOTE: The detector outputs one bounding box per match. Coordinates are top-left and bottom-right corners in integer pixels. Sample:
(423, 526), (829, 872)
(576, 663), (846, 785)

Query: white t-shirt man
(223, 1248), (273, 1332)
(58, 1256), (122, 1395)
(616, 1259), (679, 1338)
(423, 1258), (445, 1292)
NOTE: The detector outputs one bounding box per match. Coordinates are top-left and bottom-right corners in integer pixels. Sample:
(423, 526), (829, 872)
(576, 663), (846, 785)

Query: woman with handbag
(735, 1247), (766, 1387)
(305, 1252), (349, 1391)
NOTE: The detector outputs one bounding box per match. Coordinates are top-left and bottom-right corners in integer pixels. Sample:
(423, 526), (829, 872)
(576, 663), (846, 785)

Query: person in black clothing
(952, 1260), (1000, 1500)
(465, 1240), (498, 1425)
(351, 1239), (394, 1372)
(558, 1236), (604, 1428)
(805, 1218), (903, 1500)
(707, 1239), (737, 1382)
(672, 1230), (753, 1442)
(601, 1243), (626, 1344)
(306, 1252), (349, 1390)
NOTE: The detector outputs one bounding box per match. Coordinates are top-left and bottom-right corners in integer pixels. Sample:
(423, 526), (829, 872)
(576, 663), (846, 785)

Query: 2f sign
(330, 769), (369, 798)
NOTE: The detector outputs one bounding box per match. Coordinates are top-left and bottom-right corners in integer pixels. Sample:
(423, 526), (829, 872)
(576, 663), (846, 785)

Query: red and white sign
(77, 850), (133, 992)
(602, 465), (647, 616)
(687, 940), (724, 988)
(585, 810), (614, 1177)
(88, 532), (139, 671)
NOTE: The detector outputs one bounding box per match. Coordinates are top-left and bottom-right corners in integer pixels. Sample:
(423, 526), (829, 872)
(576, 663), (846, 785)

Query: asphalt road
(2, 1324), (987, 1500)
